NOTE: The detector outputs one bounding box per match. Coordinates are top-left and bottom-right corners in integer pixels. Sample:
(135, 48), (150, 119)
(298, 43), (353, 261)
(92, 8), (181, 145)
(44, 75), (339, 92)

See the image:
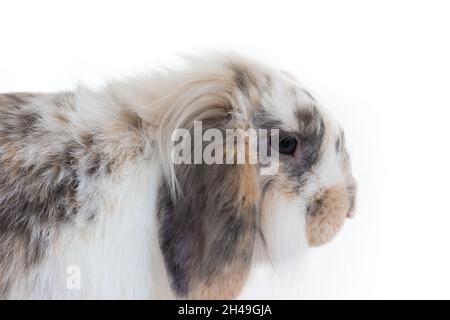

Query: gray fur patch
(295, 107), (325, 170)
(0, 91), (148, 297)
(230, 63), (257, 97)
(157, 162), (258, 298)
(0, 93), (110, 297)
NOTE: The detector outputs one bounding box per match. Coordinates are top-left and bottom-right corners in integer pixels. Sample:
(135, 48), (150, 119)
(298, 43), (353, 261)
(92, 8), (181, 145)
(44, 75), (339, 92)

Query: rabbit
(0, 53), (356, 299)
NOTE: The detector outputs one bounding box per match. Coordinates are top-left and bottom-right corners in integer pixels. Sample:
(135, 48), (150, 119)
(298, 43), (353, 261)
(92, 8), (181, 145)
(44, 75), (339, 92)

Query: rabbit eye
(279, 136), (297, 155)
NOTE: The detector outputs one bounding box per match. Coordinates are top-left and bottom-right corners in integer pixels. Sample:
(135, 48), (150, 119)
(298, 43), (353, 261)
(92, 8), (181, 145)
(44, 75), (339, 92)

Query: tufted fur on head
(0, 53), (356, 299)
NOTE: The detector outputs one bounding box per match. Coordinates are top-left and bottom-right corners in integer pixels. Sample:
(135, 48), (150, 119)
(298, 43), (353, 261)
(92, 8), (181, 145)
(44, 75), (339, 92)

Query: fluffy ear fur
(152, 56), (266, 299)
(157, 160), (259, 299)
(154, 65), (260, 298)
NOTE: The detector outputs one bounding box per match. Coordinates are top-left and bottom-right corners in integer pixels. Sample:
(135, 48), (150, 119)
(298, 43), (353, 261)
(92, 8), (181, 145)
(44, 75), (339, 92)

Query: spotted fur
(0, 53), (356, 299)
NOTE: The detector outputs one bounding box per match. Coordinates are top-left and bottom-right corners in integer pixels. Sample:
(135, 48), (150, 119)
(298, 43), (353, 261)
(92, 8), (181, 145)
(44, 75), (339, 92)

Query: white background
(1, 0), (450, 299)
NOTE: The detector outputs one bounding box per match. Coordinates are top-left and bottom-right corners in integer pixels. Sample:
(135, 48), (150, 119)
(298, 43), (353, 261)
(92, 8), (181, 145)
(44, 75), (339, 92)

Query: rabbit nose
(306, 185), (350, 247)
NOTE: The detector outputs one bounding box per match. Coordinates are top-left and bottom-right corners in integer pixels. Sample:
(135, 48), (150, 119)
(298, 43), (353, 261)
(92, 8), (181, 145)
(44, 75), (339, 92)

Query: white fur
(9, 161), (172, 299)
(239, 192), (311, 299)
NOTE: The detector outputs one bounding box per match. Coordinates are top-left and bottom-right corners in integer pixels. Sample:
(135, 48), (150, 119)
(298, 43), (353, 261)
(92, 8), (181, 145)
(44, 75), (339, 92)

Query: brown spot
(229, 63), (262, 106)
(237, 163), (259, 206)
(306, 185), (350, 247)
(54, 112), (69, 125)
(120, 110), (144, 132)
(231, 64), (254, 95)
(86, 153), (102, 176)
(80, 133), (95, 149)
(12, 111), (41, 138)
(295, 107), (325, 169)
(0, 142), (19, 164)
(190, 260), (251, 299)
(0, 93), (34, 108)
(106, 160), (116, 174)
(0, 93), (42, 141)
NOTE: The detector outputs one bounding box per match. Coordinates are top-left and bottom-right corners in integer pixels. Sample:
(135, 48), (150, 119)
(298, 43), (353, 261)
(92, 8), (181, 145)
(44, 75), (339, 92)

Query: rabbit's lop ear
(157, 160), (259, 299)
